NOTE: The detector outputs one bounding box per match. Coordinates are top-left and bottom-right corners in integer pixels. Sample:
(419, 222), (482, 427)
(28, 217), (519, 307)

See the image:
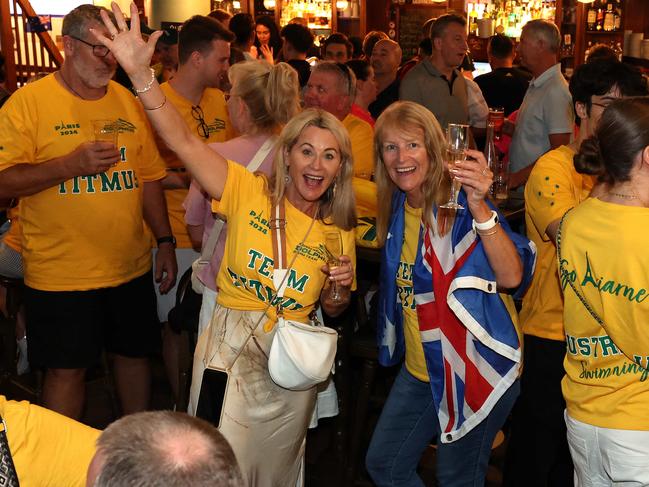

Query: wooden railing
(0, 0), (63, 92)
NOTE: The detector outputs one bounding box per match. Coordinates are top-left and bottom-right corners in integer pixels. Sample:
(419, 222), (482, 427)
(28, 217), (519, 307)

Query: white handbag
(266, 202), (338, 390)
(269, 316), (337, 390)
(190, 136), (278, 294)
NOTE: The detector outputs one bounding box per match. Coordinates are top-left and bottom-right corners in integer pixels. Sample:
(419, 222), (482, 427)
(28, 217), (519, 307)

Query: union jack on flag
(378, 191), (536, 442)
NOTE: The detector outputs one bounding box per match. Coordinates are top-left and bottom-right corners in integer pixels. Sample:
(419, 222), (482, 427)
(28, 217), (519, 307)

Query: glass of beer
(92, 119), (118, 147)
(488, 107), (505, 140)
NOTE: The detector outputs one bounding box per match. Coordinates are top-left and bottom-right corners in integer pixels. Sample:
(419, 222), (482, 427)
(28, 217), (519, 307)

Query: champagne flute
(324, 232), (343, 303)
(440, 123), (470, 210)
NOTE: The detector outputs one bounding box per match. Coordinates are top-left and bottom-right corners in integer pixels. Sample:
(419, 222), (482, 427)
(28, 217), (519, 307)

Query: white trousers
(565, 411), (649, 487)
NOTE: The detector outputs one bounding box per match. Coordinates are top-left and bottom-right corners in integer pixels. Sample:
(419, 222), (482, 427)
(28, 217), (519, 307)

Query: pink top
(351, 103), (375, 128)
(183, 134), (276, 291)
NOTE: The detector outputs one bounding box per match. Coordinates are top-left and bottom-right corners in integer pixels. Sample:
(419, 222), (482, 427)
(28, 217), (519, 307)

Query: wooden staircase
(0, 0), (63, 91)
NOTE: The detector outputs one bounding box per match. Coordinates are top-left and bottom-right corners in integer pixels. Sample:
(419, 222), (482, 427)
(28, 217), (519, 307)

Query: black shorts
(25, 270), (160, 369)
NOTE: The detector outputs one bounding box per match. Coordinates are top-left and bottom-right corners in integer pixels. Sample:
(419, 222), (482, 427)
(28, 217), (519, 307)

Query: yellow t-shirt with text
(159, 83), (233, 248)
(343, 113), (374, 179)
(214, 161), (356, 324)
(399, 203), (428, 381)
(560, 198), (649, 430)
(1, 395), (99, 487)
(0, 74), (166, 290)
(521, 145), (594, 341)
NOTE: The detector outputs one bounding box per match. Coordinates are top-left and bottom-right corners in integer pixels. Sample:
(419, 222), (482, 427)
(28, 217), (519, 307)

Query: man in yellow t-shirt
(154, 15), (234, 327)
(304, 61), (375, 179)
(1, 395), (99, 487)
(504, 60), (648, 487)
(0, 5), (176, 420)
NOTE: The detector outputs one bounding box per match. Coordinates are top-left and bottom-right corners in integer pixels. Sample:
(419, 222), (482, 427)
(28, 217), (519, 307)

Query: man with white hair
(304, 61), (374, 179)
(86, 411), (243, 487)
(0, 4), (176, 420)
(507, 19), (573, 189)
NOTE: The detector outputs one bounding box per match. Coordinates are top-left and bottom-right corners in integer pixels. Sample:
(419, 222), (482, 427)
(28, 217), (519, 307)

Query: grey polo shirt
(399, 58), (469, 129)
(509, 64), (573, 173)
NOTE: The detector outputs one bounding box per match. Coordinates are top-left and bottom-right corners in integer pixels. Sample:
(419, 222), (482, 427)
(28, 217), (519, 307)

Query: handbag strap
(556, 212), (605, 327)
(200, 135), (278, 263)
(270, 199), (318, 300)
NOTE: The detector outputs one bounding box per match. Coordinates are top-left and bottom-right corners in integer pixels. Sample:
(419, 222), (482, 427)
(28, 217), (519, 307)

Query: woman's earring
(285, 171), (291, 184)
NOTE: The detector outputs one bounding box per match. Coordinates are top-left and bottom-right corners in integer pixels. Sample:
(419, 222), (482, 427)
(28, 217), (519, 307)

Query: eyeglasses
(69, 35), (110, 58)
(191, 105), (210, 139)
(334, 62), (353, 97)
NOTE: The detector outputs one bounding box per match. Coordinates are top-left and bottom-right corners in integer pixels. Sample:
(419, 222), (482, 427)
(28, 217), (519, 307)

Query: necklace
(608, 191), (638, 200)
(57, 71), (87, 99)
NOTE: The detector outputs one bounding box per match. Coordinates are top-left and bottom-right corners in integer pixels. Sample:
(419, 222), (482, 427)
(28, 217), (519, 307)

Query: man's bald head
(370, 39), (402, 77)
(87, 411), (242, 487)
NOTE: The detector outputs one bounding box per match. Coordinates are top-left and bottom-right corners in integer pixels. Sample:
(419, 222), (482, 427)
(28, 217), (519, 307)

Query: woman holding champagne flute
(92, 4), (356, 485)
(366, 101), (536, 486)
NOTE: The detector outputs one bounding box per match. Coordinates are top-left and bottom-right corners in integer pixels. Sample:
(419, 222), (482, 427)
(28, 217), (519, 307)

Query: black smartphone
(195, 367), (229, 429)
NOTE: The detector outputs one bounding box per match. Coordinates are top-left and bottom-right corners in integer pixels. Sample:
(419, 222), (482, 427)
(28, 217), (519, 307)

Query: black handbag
(0, 413), (20, 487)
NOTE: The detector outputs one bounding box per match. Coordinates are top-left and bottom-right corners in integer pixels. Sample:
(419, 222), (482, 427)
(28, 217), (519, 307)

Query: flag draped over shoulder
(377, 191), (536, 442)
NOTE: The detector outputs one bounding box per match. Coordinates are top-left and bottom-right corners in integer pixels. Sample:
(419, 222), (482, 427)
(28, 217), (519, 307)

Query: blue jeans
(366, 366), (520, 487)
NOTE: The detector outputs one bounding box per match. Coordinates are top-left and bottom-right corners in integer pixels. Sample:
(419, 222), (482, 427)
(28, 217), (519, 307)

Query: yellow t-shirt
(2, 204), (21, 253)
(1, 395), (100, 487)
(213, 161), (356, 325)
(0, 74), (166, 291)
(159, 83), (233, 249)
(560, 198), (649, 430)
(521, 145), (594, 341)
(343, 113), (375, 179)
(399, 203), (428, 381)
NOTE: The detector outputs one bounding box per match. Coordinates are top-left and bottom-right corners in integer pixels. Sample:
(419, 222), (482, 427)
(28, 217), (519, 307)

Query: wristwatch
(472, 210), (499, 233)
(156, 235), (177, 248)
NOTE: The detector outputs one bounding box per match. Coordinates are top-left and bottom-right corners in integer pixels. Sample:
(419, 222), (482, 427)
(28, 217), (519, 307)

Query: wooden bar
(0, 0), (17, 91)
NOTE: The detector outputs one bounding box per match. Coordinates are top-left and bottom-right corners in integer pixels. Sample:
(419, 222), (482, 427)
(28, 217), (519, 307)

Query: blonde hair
(374, 101), (449, 244)
(269, 108), (356, 230)
(228, 61), (301, 134)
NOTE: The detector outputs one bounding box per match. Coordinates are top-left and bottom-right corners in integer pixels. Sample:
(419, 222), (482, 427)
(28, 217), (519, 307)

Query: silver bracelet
(134, 67), (155, 94)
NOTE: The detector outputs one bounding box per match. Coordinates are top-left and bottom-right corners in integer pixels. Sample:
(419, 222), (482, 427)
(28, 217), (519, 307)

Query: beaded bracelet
(134, 67), (156, 94)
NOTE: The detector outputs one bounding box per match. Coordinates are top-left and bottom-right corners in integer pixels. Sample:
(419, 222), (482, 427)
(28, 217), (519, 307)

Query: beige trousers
(188, 305), (316, 487)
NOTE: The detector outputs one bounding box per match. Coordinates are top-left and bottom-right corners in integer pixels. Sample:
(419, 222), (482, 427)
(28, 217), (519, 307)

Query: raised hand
(89, 1), (162, 78)
(453, 148), (493, 206)
(260, 44), (274, 64)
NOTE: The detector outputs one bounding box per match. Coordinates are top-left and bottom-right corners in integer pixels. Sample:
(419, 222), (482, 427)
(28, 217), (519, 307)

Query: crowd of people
(0, 1), (648, 486)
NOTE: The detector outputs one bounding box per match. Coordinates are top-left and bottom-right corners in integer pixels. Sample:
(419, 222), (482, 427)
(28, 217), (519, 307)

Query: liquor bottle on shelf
(596, 3), (604, 31)
(604, 2), (615, 32)
(587, 2), (597, 30)
(614, 0), (622, 31)
(584, 40), (593, 62)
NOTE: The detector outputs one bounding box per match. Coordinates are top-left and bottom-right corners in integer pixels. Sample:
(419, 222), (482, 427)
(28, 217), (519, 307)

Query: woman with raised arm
(93, 4), (356, 485)
(559, 97), (649, 486)
(365, 101), (536, 486)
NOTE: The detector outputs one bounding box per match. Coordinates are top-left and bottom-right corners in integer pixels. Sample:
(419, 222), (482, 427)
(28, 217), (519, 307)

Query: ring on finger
(110, 33), (116, 40)
(481, 167), (489, 176)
